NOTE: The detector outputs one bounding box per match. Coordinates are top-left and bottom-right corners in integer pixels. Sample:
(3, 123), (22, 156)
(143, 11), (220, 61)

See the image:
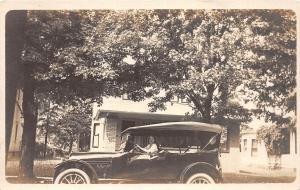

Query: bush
(35, 142), (55, 159)
(257, 125), (289, 156)
(257, 125), (290, 169)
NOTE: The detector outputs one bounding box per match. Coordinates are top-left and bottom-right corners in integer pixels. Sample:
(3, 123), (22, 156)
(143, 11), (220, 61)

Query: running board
(96, 178), (178, 184)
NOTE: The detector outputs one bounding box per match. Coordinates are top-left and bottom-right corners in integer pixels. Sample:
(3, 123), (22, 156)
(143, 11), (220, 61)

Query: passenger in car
(119, 134), (135, 152)
(124, 135), (135, 152)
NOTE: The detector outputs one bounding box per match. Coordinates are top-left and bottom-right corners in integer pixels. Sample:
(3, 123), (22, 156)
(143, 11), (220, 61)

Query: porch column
(290, 130), (296, 155)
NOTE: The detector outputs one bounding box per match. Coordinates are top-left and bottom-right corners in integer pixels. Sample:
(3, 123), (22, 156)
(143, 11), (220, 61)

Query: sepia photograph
(3, 7), (298, 186)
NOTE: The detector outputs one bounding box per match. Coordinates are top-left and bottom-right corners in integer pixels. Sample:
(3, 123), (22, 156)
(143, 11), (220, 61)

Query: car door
(127, 152), (168, 180)
(110, 150), (170, 181)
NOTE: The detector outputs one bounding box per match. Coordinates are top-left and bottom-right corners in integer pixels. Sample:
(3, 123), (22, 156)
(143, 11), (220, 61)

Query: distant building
(7, 89), (24, 159)
(240, 125), (297, 169)
(90, 95), (241, 172)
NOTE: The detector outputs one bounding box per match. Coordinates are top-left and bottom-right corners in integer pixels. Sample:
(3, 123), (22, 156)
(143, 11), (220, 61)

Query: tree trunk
(202, 84), (215, 123)
(19, 65), (37, 178)
(77, 133), (80, 152)
(68, 138), (74, 155)
(188, 92), (213, 123)
(43, 127), (48, 158)
(202, 113), (211, 123)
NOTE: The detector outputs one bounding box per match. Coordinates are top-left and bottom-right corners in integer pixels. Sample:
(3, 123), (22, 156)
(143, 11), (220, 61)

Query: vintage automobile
(53, 121), (223, 184)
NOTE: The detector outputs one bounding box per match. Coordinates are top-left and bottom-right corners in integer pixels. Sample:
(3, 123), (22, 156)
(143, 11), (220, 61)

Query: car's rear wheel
(186, 173), (215, 184)
(54, 168), (91, 184)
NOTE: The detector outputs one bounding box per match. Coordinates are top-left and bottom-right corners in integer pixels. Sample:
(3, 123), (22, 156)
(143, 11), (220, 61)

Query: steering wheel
(183, 146), (192, 154)
(131, 144), (144, 154)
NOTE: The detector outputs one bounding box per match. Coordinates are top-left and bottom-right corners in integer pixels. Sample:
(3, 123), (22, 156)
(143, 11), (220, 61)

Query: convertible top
(122, 121), (223, 134)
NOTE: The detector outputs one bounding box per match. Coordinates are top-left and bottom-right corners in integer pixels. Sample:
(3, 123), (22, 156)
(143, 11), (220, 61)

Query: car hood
(69, 151), (127, 160)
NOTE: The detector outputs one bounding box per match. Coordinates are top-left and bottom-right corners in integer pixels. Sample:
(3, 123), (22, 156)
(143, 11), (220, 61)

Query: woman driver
(135, 136), (158, 155)
(128, 136), (159, 165)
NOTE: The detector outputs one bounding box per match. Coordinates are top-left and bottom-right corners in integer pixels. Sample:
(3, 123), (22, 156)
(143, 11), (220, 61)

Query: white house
(240, 126), (297, 169)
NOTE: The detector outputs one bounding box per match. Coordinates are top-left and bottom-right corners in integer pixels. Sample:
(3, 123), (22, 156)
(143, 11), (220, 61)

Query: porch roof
(94, 109), (185, 121)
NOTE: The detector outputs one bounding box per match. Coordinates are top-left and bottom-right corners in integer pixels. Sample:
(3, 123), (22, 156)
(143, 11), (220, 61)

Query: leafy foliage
(88, 10), (255, 123)
(257, 125), (290, 155)
(79, 10), (296, 124)
(241, 10), (296, 125)
(36, 93), (92, 154)
(49, 99), (92, 153)
(23, 10), (296, 125)
(23, 11), (120, 104)
(88, 10), (295, 124)
(37, 100), (62, 133)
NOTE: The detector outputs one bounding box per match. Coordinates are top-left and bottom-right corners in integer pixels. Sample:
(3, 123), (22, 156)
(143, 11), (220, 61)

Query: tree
(242, 10), (296, 125)
(37, 99), (62, 158)
(20, 11), (81, 177)
(257, 124), (291, 168)
(102, 10), (295, 125)
(245, 11), (296, 168)
(19, 57), (38, 178)
(20, 10), (122, 177)
(36, 98), (92, 156)
(50, 100), (91, 154)
(85, 10), (255, 123)
(257, 125), (289, 155)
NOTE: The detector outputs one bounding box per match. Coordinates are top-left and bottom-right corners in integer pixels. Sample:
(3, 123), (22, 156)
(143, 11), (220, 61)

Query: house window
(180, 97), (190, 104)
(79, 132), (91, 152)
(251, 139), (258, 156)
(122, 94), (130, 100)
(220, 126), (229, 153)
(243, 139), (247, 152)
(92, 123), (100, 148)
(170, 96), (179, 103)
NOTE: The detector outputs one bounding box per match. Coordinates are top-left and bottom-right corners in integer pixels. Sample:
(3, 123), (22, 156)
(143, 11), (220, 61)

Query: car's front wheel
(54, 168), (91, 184)
(186, 173), (216, 184)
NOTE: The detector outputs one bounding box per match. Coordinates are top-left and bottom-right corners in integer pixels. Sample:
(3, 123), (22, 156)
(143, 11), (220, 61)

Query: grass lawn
(5, 159), (61, 177)
(222, 173), (296, 183)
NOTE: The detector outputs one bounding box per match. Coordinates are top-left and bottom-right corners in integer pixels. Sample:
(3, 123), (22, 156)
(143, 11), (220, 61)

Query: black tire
(185, 173), (216, 184)
(54, 168), (91, 184)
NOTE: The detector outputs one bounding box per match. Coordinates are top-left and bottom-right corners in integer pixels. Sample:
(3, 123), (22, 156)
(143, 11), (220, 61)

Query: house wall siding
(240, 130), (297, 169)
(7, 89), (24, 159)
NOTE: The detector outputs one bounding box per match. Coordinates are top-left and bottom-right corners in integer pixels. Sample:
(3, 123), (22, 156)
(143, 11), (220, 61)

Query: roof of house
(122, 121), (223, 134)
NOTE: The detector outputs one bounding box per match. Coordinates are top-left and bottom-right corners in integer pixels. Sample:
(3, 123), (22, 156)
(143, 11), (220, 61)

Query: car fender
(179, 162), (222, 183)
(54, 159), (98, 181)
